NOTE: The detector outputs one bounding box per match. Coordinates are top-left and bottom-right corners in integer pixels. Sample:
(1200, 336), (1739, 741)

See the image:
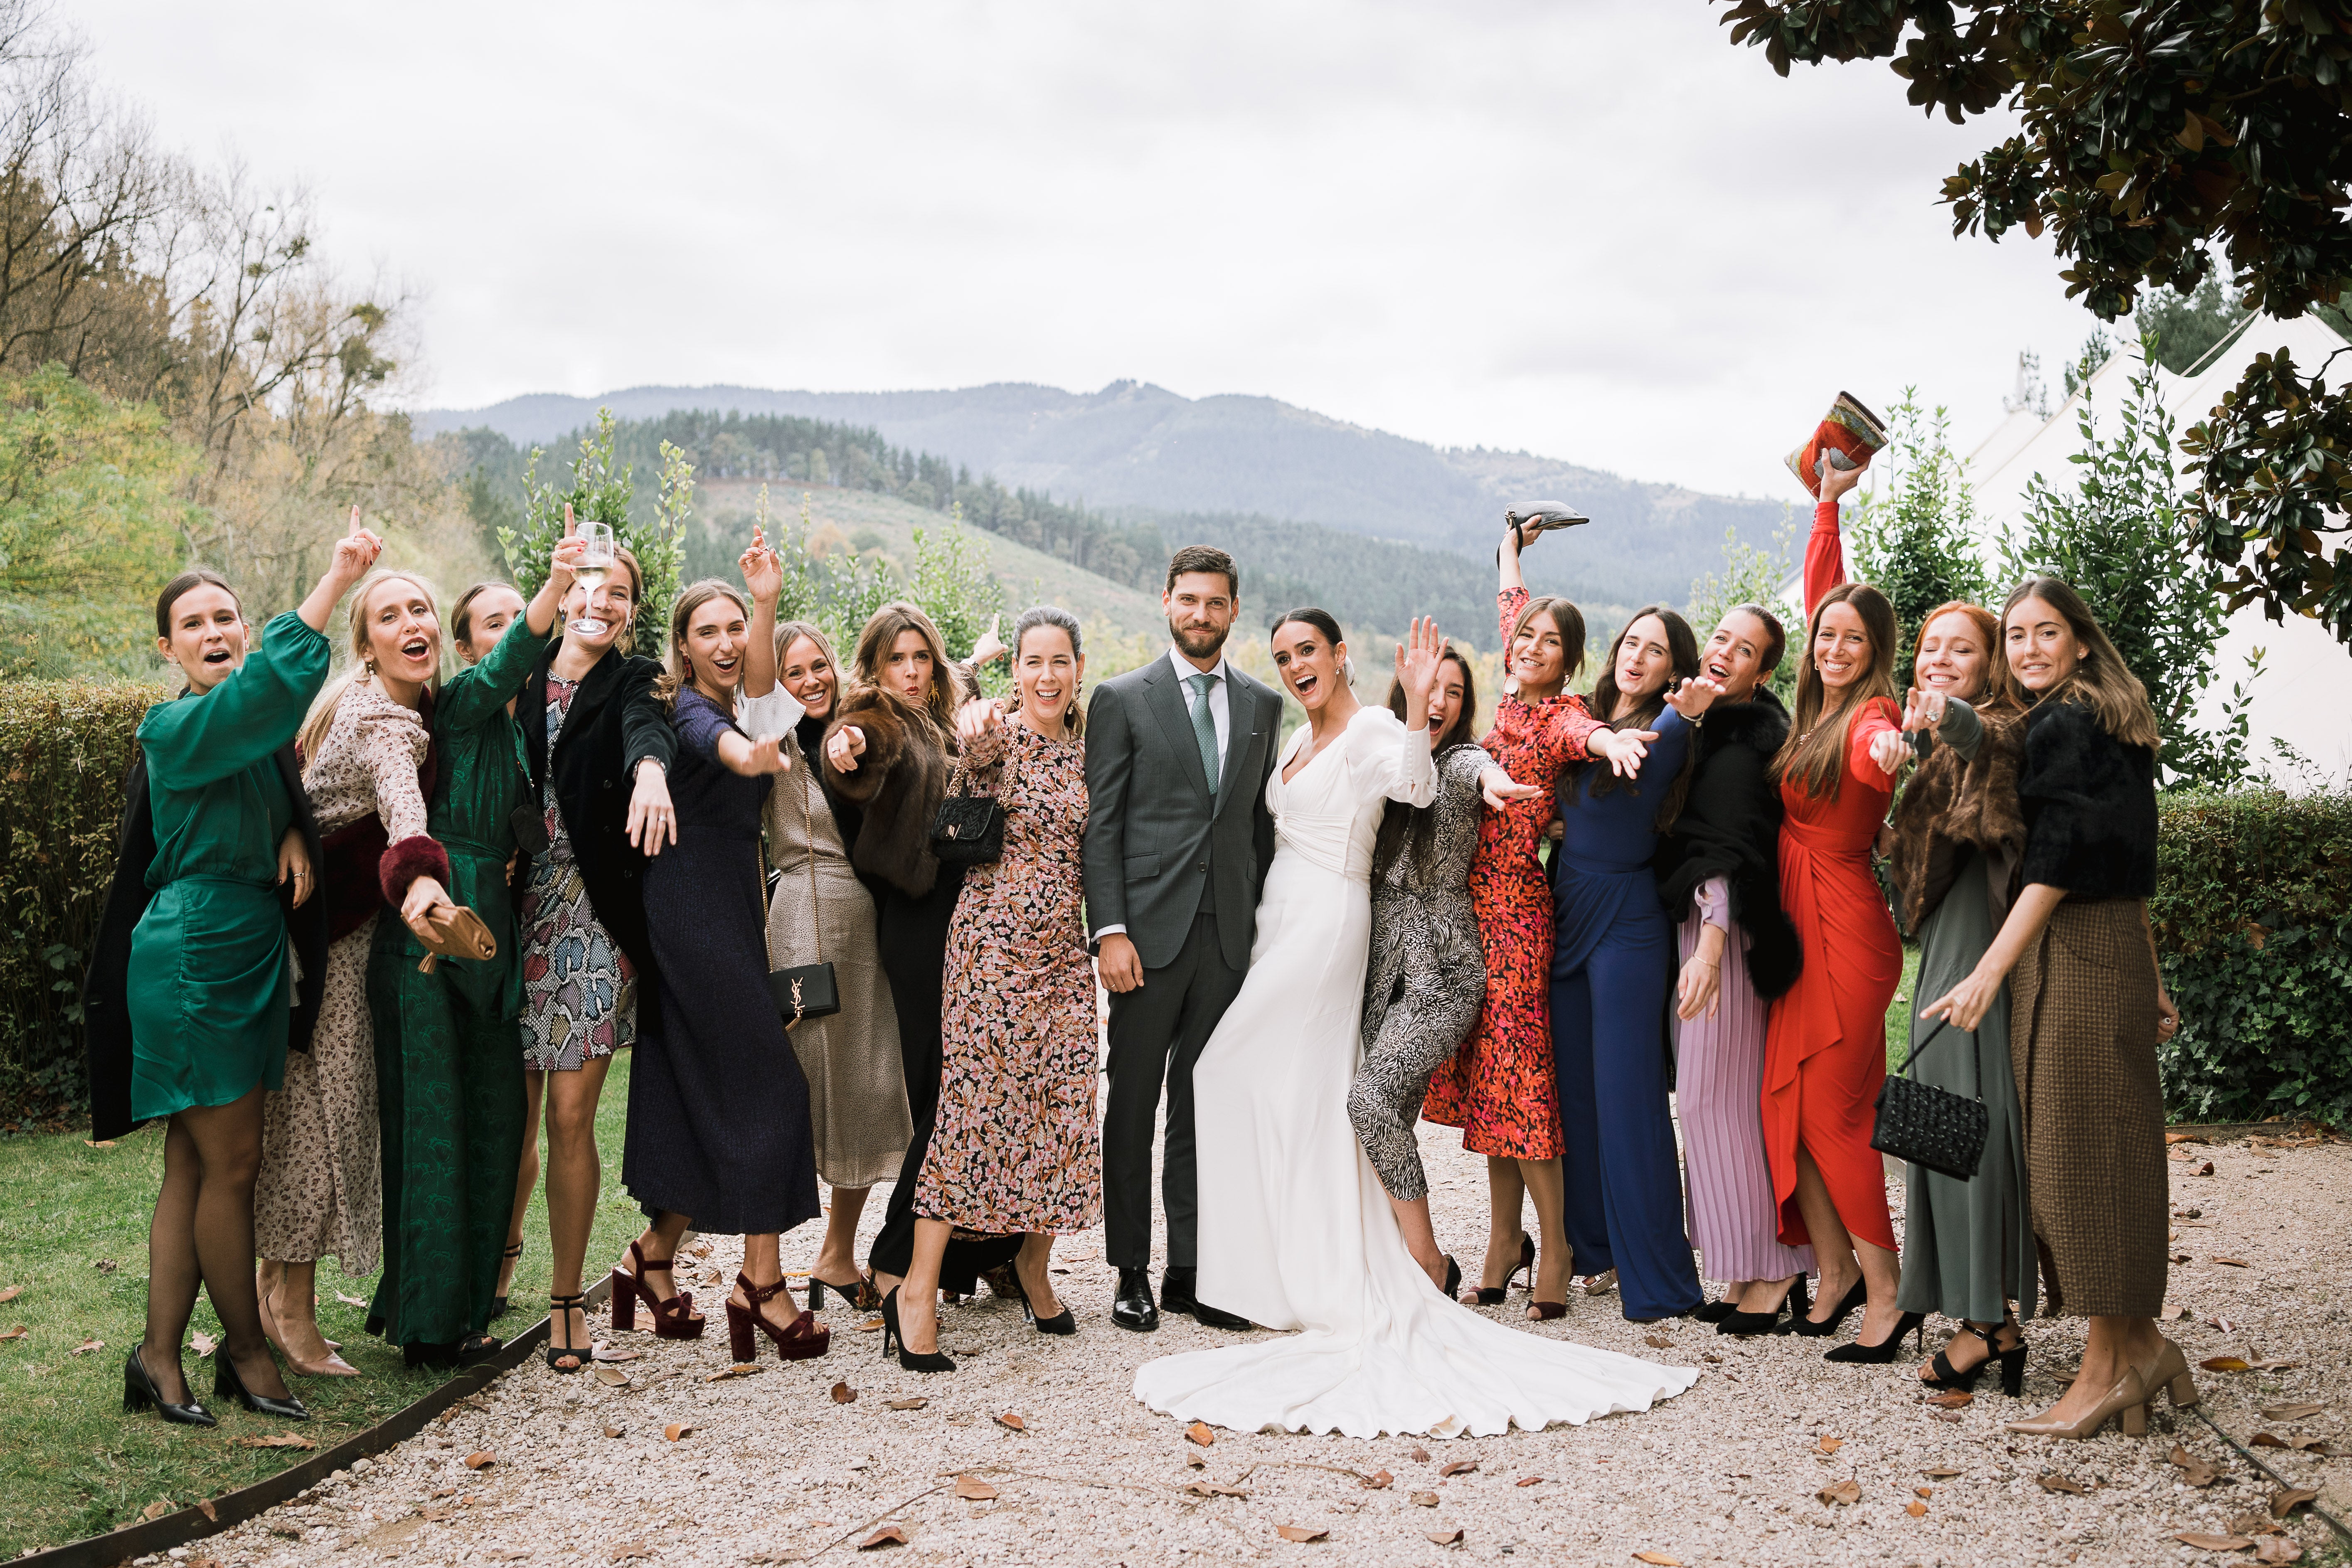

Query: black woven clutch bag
(1870, 1017), (1990, 1182)
(929, 743), (1015, 868)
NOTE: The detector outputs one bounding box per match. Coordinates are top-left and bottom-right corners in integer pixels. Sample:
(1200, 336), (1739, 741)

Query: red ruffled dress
(1421, 587), (1601, 1160)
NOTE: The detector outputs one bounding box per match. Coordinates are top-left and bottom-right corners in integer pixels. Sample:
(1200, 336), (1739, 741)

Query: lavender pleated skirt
(1673, 910), (1816, 1285)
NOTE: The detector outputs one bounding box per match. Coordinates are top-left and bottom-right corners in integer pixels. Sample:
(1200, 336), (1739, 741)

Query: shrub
(2152, 788), (2352, 1127)
(0, 680), (158, 1120)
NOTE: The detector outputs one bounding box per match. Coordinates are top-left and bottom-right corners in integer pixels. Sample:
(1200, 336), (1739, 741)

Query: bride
(1132, 611), (1702, 1439)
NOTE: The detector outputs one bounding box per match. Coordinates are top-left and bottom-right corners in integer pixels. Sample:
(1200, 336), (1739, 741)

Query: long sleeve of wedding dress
(1131, 706), (1698, 1439)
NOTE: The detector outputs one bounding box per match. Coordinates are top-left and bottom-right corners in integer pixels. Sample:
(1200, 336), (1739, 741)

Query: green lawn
(0, 1054), (643, 1558)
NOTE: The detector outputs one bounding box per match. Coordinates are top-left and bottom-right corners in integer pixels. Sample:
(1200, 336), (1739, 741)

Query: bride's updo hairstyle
(1269, 606), (1352, 687)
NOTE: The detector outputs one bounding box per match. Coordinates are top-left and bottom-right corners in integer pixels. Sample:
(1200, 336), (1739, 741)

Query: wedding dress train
(1131, 705), (1699, 1438)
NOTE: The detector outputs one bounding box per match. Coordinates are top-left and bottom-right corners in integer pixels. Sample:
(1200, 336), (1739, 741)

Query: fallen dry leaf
(2193, 1161), (2215, 1175)
(853, 1315), (884, 1332)
(602, 1425), (623, 1438)
(2251, 1359), (2304, 1371)
(1643, 1333), (1672, 1349)
(190, 1329), (216, 1358)
(1362, 1470), (1393, 1490)
(1182, 1480), (1249, 1498)
(335, 1291), (369, 1308)
(84, 1139), (116, 1149)
(1921, 1467), (1961, 1479)
(1185, 1451), (1206, 1469)
(463, 1451), (493, 1469)
(878, 1397), (924, 1411)
(2215, 1257), (2251, 1268)
(1273, 1524), (1327, 1542)
(195, 1499), (217, 1522)
(2288, 1436), (2335, 1454)
(1916, 1486), (1934, 1498)
(91, 1259), (116, 1273)
(0, 1285), (18, 1304)
(2171, 1445), (2221, 1487)
(2176, 1533), (2254, 1551)
(1515, 1476), (1542, 1487)
(593, 1346), (643, 1363)
(1428, 1529), (1464, 1545)
(1817, 1435), (1843, 1455)
(1410, 1445), (1431, 1463)
(2256, 1538), (2305, 1564)
(704, 1364), (762, 1382)
(995, 1412), (1026, 1432)
(2261, 1403), (2326, 1421)
(1185, 1420), (1215, 1447)
(1630, 1555), (1677, 1568)
(238, 1433), (316, 1450)
(1926, 1391), (1973, 1409)
(2037, 1474), (2086, 1496)
(1906, 1501), (1928, 1518)
(953, 1474), (997, 1501)
(139, 1498), (174, 1522)
(608, 1544), (652, 1562)
(0, 1326), (26, 1342)
(856, 1525), (906, 1551)
(1817, 1480), (1861, 1506)
(663, 1421), (694, 1442)
(2202, 1356), (2253, 1372)
(1410, 1491), (1440, 1507)
(592, 1366), (629, 1387)
(1440, 1459), (1478, 1477)
(2162, 1302), (2191, 1320)
(830, 1381), (858, 1404)
(2167, 1131), (2210, 1144)
(2272, 1487), (2320, 1519)
(69, 1336), (103, 1355)
(1701, 1352), (1722, 1363)
(2229, 1511), (2286, 1537)
(2172, 1252), (2195, 1264)
(2253, 1431), (2290, 1448)
(944, 1413), (974, 1428)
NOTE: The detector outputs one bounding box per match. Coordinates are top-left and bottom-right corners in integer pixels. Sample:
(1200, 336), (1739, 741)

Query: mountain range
(417, 381), (1797, 613)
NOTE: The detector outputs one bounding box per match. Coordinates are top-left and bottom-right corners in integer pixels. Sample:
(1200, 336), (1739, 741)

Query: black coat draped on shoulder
(1651, 689), (1803, 1000)
(520, 643), (678, 987)
(81, 737), (327, 1141)
(2017, 696), (2158, 899)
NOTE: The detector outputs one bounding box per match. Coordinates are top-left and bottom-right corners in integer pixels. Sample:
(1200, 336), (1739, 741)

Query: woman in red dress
(1422, 523), (1642, 1314)
(1758, 461), (1912, 1357)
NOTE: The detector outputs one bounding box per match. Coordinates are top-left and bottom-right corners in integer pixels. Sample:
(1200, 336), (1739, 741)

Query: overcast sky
(79, 0), (2109, 497)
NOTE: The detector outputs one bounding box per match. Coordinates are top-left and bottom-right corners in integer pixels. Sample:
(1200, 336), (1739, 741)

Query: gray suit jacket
(1082, 654), (1282, 972)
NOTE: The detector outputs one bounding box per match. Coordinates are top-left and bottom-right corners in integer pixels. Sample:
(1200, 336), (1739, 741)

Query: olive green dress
(363, 617), (549, 1350)
(128, 612), (332, 1120)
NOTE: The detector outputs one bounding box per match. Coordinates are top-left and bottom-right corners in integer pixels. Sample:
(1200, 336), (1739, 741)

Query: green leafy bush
(0, 681), (158, 1120)
(2152, 788), (2352, 1127)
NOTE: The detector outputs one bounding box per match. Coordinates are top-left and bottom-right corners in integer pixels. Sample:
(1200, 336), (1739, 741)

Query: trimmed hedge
(0, 679), (157, 1118)
(2152, 788), (2352, 1127)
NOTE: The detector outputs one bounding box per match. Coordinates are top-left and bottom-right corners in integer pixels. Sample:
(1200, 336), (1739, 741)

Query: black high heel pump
(1823, 1310), (1928, 1364)
(1788, 1278), (1866, 1338)
(1468, 1235), (1535, 1307)
(214, 1349), (310, 1420)
(1715, 1273), (1811, 1337)
(123, 1345), (215, 1427)
(1922, 1322), (2030, 1395)
(1009, 1268), (1077, 1337)
(879, 1287), (956, 1373)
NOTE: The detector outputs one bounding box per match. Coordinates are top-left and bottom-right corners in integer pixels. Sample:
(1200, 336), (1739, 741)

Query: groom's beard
(1169, 615), (1229, 662)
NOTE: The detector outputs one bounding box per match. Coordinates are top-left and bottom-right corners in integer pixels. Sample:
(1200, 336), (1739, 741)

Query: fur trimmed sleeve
(379, 834), (452, 906)
(824, 691), (906, 805)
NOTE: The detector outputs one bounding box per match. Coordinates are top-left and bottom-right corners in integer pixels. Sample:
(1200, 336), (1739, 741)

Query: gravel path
(166, 1124), (2348, 1567)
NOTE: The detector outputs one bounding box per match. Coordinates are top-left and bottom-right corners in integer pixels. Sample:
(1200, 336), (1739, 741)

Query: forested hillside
(421, 381), (1792, 610)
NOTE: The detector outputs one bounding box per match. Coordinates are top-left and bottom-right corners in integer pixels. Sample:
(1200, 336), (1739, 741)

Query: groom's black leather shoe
(1162, 1267), (1250, 1330)
(1112, 1268), (1159, 1332)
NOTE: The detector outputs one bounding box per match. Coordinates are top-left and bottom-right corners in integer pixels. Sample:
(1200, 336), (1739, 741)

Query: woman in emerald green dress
(106, 515), (385, 1426)
(364, 536), (581, 1366)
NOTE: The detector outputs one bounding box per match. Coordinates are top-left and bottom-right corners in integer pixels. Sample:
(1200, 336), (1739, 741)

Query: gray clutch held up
(1498, 503), (1590, 562)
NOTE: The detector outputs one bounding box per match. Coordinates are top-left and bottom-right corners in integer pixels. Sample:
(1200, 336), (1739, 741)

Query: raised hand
(1590, 726), (1658, 780)
(967, 616), (1007, 668)
(1478, 766), (1545, 811)
(740, 522), (784, 604)
(1395, 617), (1446, 719)
(826, 725), (867, 773)
(1663, 674), (1725, 721)
(1818, 457), (1864, 505)
(955, 696), (1005, 744)
(328, 504), (383, 588)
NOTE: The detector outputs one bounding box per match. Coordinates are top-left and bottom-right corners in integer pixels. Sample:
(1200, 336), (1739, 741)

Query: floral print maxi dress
(914, 713), (1101, 1235)
(520, 675), (637, 1071)
(1420, 586), (1602, 1160)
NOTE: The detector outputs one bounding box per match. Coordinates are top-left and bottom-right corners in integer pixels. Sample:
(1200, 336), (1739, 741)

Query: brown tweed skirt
(2009, 897), (2166, 1317)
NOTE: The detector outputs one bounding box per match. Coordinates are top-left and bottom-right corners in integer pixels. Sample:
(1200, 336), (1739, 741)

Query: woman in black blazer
(511, 547), (682, 1371)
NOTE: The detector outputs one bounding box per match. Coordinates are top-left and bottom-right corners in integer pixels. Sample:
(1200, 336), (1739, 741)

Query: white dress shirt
(1096, 645), (1234, 943)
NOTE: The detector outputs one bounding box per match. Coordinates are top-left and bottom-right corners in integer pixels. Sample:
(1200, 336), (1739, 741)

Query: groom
(1084, 544), (1282, 1332)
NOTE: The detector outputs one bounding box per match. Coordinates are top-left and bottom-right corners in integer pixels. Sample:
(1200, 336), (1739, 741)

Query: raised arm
(740, 527), (782, 701)
(138, 612), (332, 789)
(1803, 461), (1864, 618)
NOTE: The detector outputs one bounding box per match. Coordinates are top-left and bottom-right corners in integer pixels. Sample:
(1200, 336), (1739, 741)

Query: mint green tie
(1187, 672), (1220, 795)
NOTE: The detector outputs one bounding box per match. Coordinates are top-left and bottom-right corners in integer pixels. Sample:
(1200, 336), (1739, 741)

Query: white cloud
(80, 0), (2106, 495)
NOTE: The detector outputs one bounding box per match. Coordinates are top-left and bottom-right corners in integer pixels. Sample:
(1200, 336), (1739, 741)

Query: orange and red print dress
(1420, 587), (1602, 1160)
(1761, 502), (1902, 1251)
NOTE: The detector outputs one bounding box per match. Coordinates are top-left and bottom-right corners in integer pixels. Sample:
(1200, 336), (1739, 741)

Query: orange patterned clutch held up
(1785, 391), (1889, 497)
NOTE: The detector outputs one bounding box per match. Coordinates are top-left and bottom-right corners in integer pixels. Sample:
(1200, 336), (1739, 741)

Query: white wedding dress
(1131, 704), (1700, 1439)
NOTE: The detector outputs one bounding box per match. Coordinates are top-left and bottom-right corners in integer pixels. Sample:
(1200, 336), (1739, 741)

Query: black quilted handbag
(929, 744), (1014, 869)
(1870, 1016), (1990, 1182)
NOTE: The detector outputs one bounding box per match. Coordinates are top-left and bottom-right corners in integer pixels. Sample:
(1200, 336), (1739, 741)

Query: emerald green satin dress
(127, 613), (332, 1122)
(364, 617), (549, 1349)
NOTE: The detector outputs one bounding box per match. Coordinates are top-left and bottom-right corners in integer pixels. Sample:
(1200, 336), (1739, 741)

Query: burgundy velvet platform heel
(726, 1271), (831, 1363)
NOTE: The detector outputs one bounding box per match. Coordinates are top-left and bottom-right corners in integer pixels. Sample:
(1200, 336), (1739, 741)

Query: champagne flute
(570, 521), (616, 636)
